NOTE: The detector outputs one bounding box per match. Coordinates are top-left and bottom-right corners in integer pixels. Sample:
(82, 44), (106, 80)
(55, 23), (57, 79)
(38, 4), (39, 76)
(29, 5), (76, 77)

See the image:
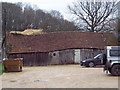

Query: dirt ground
(1, 65), (119, 88)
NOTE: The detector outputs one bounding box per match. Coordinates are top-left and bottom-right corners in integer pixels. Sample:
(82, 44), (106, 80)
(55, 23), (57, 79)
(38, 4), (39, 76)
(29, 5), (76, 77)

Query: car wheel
(111, 64), (120, 76)
(88, 62), (95, 67)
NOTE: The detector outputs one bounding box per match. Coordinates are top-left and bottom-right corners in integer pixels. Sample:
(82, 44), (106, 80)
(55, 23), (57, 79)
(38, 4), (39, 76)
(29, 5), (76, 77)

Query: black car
(80, 54), (102, 67)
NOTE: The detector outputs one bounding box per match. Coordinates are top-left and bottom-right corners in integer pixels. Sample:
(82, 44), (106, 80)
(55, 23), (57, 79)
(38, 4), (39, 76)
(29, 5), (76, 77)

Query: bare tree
(2, 2), (23, 31)
(116, 18), (120, 45)
(68, 0), (116, 32)
(2, 2), (78, 32)
(49, 10), (63, 19)
(23, 4), (35, 28)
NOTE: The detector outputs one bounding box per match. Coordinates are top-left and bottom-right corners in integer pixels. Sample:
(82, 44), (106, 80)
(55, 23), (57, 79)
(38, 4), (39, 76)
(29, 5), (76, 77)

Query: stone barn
(6, 31), (116, 66)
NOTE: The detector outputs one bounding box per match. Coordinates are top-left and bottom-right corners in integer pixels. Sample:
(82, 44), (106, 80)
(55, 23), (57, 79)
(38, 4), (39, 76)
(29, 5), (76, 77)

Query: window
(53, 53), (56, 56)
(98, 55), (102, 59)
(94, 54), (101, 59)
(110, 50), (120, 56)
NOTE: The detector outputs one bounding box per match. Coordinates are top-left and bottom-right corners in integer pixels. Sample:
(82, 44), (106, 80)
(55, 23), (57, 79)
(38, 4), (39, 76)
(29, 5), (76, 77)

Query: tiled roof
(6, 31), (116, 53)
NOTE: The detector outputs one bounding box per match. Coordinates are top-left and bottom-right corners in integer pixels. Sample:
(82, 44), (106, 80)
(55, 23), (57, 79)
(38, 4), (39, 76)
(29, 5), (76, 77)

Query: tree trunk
(91, 26), (94, 32)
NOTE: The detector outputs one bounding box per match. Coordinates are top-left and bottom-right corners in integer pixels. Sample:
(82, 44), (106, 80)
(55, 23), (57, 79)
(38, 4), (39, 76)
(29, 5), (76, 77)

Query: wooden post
(0, 4), (1, 40)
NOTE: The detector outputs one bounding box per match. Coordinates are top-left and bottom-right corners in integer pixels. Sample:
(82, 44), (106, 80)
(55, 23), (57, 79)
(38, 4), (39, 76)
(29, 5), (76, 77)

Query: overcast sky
(1, 0), (76, 21)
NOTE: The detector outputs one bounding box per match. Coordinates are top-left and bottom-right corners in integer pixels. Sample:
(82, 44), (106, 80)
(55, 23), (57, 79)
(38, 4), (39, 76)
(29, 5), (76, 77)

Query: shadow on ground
(81, 65), (104, 68)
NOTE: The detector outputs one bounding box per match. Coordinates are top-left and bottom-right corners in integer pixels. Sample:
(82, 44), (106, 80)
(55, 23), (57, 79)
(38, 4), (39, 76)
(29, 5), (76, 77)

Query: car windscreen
(110, 50), (120, 57)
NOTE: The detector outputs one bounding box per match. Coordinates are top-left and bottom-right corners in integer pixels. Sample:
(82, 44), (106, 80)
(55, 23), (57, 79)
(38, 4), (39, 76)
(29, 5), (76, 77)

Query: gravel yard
(2, 65), (119, 88)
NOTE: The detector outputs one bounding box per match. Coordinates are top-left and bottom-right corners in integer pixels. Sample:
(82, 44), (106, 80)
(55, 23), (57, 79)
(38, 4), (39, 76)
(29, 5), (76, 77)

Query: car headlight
(82, 61), (86, 62)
